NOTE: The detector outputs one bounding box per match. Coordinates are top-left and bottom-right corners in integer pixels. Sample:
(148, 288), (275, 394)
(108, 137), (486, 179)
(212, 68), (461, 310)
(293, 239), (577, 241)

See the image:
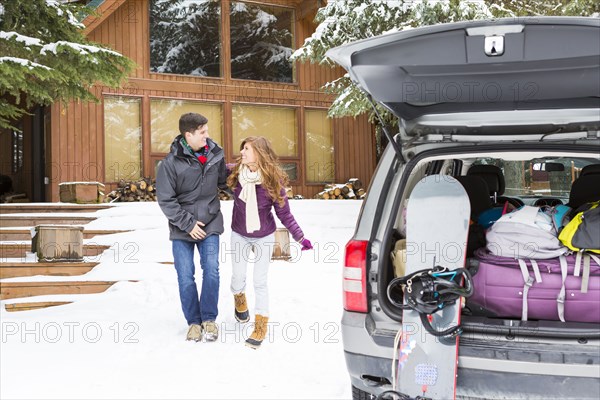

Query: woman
(227, 136), (312, 349)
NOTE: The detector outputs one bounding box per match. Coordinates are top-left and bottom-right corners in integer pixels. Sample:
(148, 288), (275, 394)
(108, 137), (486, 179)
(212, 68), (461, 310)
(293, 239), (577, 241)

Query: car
(326, 16), (600, 399)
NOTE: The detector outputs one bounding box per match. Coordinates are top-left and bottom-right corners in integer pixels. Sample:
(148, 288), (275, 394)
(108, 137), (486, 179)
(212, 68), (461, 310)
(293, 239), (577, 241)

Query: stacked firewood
(219, 187), (294, 201)
(104, 184), (294, 202)
(219, 189), (233, 201)
(315, 178), (366, 200)
(104, 178), (157, 202)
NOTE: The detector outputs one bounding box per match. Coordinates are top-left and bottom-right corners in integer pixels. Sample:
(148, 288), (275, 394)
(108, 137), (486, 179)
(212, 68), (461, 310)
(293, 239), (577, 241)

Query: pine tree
(487, 0), (600, 17)
(0, 0), (134, 130)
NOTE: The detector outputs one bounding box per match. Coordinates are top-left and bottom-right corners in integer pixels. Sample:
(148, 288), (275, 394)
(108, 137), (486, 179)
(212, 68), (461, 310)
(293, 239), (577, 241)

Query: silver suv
(327, 17), (600, 399)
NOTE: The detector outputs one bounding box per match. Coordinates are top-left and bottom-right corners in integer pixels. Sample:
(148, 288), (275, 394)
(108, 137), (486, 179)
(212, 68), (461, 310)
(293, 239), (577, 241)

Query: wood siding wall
(47, 0), (375, 201)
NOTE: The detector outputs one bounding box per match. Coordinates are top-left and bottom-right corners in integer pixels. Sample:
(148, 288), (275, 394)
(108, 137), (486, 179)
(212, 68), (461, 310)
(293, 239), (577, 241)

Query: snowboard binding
(376, 389), (432, 400)
(387, 265), (474, 337)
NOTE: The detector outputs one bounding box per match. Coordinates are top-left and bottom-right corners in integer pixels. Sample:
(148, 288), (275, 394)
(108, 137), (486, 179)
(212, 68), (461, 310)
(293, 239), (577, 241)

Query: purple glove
(225, 162), (237, 176)
(300, 238), (313, 251)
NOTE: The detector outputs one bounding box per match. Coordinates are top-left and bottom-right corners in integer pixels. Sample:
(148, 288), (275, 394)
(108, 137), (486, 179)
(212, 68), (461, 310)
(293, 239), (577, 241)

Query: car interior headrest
(580, 164), (600, 177)
(568, 174), (600, 209)
(467, 165), (505, 195)
(456, 175), (493, 218)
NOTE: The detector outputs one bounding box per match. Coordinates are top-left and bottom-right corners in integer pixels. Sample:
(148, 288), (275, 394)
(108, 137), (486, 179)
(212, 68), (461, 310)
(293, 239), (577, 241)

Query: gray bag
(486, 206), (568, 260)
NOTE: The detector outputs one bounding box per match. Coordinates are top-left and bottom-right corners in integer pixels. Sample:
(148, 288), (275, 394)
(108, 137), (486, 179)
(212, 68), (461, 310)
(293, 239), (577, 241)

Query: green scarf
(180, 137), (195, 155)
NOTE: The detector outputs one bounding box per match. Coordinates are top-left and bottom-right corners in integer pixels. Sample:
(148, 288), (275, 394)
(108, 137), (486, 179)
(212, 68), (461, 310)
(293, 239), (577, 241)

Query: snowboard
(398, 175), (470, 400)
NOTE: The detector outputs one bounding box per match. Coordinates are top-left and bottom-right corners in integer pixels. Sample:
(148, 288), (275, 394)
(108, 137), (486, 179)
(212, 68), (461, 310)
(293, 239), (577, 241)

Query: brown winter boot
(234, 293), (250, 323)
(245, 315), (268, 349)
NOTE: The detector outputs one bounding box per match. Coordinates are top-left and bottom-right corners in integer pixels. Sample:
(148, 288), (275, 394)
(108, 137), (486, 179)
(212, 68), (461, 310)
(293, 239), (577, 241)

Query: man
(156, 112), (228, 342)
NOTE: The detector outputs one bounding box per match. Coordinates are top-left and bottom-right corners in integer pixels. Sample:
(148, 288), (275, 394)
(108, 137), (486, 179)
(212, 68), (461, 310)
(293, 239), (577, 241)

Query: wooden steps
(0, 202), (131, 312)
(0, 228), (35, 241)
(0, 243), (110, 259)
(4, 301), (73, 312)
(0, 262), (99, 279)
(5, 229), (75, 241)
(0, 228), (130, 241)
(0, 281), (117, 300)
(0, 215), (96, 227)
(0, 204), (111, 214)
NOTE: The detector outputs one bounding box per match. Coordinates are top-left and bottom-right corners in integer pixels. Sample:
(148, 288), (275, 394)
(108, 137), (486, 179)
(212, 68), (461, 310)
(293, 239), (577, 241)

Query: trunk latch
(484, 35), (504, 56)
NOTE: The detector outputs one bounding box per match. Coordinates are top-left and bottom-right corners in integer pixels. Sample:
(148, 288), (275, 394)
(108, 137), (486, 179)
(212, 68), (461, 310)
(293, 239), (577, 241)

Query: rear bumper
(346, 351), (600, 400)
(342, 312), (600, 399)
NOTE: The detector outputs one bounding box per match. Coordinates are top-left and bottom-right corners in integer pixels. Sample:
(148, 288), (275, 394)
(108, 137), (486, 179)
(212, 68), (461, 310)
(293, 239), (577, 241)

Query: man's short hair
(179, 113), (208, 135)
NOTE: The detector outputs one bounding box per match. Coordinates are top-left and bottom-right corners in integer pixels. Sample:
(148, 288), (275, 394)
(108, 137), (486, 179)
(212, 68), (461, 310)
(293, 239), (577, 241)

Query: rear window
(471, 157), (599, 199)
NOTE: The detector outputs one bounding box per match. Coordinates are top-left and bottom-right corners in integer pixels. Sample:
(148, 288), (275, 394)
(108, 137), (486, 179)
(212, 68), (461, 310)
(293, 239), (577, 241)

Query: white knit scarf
(238, 165), (262, 232)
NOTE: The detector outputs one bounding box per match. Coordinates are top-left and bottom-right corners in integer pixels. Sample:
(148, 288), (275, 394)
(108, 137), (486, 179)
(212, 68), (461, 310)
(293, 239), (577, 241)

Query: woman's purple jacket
(231, 183), (304, 241)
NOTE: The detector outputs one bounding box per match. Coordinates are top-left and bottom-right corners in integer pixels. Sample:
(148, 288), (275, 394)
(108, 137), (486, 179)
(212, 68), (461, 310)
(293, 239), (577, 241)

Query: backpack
(550, 204), (572, 232)
(559, 201), (600, 255)
(486, 205), (568, 259)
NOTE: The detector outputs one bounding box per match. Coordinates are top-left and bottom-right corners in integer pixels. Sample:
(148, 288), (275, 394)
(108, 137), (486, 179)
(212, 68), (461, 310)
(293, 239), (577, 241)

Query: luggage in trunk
(468, 249), (600, 323)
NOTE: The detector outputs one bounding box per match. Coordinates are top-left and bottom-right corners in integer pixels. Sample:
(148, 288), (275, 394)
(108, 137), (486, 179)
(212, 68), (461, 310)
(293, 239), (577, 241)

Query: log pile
(105, 182), (300, 202)
(104, 178), (157, 202)
(220, 187), (294, 201)
(285, 187), (294, 199)
(219, 189), (233, 201)
(315, 178), (366, 200)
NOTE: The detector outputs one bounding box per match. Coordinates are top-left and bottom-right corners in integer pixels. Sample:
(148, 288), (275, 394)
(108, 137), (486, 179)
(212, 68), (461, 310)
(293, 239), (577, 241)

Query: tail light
(343, 240), (368, 313)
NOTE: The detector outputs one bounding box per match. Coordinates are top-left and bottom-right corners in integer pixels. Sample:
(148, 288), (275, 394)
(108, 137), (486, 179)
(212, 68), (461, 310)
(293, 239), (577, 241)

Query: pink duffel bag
(468, 249), (600, 323)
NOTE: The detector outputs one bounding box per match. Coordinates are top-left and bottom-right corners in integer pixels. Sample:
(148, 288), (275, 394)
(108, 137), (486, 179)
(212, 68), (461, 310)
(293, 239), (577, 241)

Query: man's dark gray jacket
(156, 136), (228, 241)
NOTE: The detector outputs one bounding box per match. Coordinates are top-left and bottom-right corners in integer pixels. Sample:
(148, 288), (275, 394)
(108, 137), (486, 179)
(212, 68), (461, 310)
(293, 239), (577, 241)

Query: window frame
(148, 0), (224, 79)
(230, 101), (300, 184)
(102, 94), (144, 183)
(147, 0), (298, 85)
(304, 107), (335, 185)
(148, 96), (225, 156)
(228, 0), (297, 85)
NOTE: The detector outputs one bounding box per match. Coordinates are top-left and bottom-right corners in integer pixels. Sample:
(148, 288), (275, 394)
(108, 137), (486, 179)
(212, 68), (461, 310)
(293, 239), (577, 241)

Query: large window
(305, 110), (334, 183)
(104, 96), (142, 182)
(150, 99), (223, 153)
(232, 104), (297, 157)
(232, 104), (298, 181)
(230, 2), (294, 83)
(150, 0), (221, 77)
(470, 157), (598, 198)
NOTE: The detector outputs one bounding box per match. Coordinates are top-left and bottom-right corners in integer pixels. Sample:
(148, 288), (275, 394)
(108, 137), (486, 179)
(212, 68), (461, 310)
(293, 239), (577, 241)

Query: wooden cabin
(0, 0), (376, 202)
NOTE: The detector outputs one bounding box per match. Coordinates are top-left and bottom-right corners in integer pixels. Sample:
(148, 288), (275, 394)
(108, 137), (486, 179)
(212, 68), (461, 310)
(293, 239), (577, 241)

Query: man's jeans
(172, 235), (220, 325)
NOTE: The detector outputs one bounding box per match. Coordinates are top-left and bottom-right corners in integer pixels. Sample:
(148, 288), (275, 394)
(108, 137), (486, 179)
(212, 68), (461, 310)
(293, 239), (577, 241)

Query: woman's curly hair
(227, 136), (289, 207)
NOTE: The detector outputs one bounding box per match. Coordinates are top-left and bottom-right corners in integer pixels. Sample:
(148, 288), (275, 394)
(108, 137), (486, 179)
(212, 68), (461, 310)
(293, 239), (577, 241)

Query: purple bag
(469, 249), (600, 323)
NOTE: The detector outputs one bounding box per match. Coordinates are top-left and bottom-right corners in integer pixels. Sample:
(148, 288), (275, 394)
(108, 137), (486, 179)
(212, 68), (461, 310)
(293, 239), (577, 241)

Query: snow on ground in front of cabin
(1, 200), (362, 399)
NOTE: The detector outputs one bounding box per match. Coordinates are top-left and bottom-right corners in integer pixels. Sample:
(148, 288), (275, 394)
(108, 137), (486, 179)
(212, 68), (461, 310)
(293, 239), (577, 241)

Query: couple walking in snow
(156, 112), (312, 349)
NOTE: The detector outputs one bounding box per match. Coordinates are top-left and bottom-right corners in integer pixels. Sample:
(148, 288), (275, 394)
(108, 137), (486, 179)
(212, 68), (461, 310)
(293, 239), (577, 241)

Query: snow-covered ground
(1, 200), (363, 399)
